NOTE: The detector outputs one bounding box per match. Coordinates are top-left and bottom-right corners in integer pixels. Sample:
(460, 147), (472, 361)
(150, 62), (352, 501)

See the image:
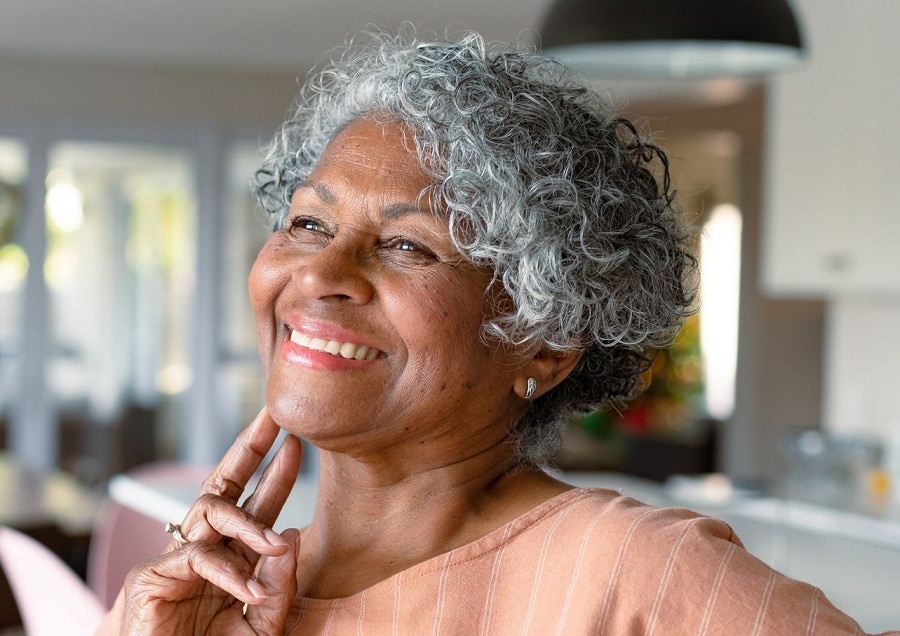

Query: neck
(294, 441), (570, 599)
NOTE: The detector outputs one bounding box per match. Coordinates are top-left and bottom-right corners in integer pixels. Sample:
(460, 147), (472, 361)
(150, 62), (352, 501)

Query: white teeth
(324, 340), (342, 355)
(289, 329), (382, 360)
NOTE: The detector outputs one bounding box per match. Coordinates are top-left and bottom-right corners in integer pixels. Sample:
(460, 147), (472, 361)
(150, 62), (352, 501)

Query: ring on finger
(164, 522), (191, 548)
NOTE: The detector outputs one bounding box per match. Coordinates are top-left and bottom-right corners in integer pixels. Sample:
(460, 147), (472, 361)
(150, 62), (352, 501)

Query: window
(45, 141), (196, 481)
(0, 138), (28, 429)
(700, 203), (742, 420)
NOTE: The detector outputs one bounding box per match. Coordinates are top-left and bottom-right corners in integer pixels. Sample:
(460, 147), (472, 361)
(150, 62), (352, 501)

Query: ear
(514, 348), (584, 400)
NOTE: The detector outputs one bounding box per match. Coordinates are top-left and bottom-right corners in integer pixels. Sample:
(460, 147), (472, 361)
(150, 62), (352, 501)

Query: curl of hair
(253, 28), (698, 466)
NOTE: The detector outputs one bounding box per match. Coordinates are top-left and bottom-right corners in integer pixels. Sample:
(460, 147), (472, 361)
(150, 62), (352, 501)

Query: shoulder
(520, 488), (866, 635)
(528, 486), (741, 551)
(493, 486), (746, 595)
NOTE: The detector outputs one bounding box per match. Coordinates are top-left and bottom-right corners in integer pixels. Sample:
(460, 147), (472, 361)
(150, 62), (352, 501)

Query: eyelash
(286, 216), (436, 259)
(387, 238), (421, 252)
(288, 216), (328, 234)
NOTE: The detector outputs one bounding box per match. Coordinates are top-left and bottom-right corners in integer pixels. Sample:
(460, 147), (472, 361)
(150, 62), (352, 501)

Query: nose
(295, 237), (375, 304)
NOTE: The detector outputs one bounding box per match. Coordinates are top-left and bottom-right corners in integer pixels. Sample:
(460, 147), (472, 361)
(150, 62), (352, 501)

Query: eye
(394, 239), (420, 252)
(384, 237), (436, 258)
(286, 216), (330, 236)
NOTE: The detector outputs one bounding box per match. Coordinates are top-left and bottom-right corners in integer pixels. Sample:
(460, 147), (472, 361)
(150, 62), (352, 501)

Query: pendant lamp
(539, 0), (806, 77)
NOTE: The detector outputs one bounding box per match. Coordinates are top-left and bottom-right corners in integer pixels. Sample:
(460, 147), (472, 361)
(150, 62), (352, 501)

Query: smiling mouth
(289, 329), (384, 361)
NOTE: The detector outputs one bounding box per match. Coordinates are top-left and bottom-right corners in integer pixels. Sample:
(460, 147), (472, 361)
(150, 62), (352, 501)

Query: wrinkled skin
(98, 409), (302, 634)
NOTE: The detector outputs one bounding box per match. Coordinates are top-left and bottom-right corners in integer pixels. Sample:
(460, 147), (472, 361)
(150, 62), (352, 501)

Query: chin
(265, 388), (308, 428)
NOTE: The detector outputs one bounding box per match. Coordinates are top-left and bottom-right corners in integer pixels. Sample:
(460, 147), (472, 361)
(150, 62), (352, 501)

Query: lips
(289, 329), (383, 361)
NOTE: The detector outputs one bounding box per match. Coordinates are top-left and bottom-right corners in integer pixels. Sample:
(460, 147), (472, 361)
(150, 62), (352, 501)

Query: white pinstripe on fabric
(595, 507), (660, 633)
(521, 489), (587, 634)
(322, 598), (339, 635)
(479, 522), (514, 636)
(431, 551), (453, 636)
(391, 570), (403, 636)
(697, 541), (737, 636)
(356, 588), (367, 635)
(553, 509), (609, 636)
(805, 587), (821, 636)
(752, 568), (778, 635)
(645, 517), (702, 635)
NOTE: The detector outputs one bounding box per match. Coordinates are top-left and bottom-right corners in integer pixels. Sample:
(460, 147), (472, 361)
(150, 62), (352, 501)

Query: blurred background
(1, 0), (899, 629)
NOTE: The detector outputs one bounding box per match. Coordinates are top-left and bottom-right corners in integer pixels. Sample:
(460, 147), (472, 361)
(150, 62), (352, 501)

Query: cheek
(248, 239), (293, 355)
(398, 273), (491, 353)
(249, 239), (290, 312)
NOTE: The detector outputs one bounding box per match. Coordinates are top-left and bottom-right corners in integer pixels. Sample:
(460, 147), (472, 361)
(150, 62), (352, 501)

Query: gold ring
(164, 522), (191, 548)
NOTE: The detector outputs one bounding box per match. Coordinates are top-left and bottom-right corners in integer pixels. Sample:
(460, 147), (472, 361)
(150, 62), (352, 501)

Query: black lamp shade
(540, 0), (806, 77)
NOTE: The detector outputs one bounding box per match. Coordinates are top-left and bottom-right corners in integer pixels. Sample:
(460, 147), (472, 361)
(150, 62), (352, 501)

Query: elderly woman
(98, 31), (875, 634)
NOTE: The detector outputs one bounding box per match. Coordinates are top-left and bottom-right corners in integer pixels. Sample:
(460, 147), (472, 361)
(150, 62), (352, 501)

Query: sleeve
(640, 510), (876, 635)
(539, 491), (893, 634)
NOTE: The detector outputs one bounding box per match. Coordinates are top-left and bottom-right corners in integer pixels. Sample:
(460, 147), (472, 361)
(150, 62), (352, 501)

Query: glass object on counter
(780, 428), (889, 516)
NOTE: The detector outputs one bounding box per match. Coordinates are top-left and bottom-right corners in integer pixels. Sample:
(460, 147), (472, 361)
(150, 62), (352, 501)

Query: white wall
(763, 0), (900, 452)
(0, 53), (299, 129)
(825, 299), (900, 440)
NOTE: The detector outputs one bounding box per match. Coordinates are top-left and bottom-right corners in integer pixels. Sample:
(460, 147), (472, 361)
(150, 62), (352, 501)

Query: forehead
(308, 117), (432, 195)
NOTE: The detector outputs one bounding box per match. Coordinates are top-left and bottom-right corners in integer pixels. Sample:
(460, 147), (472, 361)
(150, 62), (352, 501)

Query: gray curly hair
(254, 29), (697, 465)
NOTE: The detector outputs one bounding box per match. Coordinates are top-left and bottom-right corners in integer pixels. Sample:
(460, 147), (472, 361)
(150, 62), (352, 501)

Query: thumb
(245, 528), (300, 632)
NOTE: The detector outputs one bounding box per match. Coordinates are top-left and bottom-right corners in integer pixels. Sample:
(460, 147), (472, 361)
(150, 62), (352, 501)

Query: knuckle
(194, 492), (220, 508)
(184, 494), (261, 543)
(202, 474), (245, 499)
(123, 553), (171, 589)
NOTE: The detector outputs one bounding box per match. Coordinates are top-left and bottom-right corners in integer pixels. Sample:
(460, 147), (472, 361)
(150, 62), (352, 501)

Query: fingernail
(252, 407), (267, 426)
(265, 528), (288, 547)
(247, 578), (268, 600)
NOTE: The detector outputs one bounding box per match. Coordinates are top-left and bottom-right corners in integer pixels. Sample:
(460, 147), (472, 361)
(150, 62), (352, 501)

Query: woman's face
(249, 117), (529, 460)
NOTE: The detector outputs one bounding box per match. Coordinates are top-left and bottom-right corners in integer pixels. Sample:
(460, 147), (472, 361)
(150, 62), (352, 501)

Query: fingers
(127, 548), (259, 613)
(168, 409), (301, 566)
(133, 527), (300, 611)
(241, 432), (302, 527)
(173, 542), (269, 606)
(245, 528), (301, 630)
(119, 409), (302, 634)
(175, 431), (301, 548)
(175, 492), (291, 557)
(202, 407), (282, 503)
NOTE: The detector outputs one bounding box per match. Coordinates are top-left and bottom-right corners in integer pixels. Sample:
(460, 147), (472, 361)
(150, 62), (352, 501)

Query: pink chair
(86, 461), (208, 608)
(0, 525), (106, 635)
(86, 496), (171, 608)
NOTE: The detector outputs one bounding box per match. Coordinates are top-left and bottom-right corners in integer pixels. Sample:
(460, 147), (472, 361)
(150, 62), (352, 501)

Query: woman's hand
(117, 408), (303, 634)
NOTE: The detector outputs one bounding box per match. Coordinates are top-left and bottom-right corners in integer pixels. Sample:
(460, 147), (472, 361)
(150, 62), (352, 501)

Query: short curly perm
(254, 29), (698, 465)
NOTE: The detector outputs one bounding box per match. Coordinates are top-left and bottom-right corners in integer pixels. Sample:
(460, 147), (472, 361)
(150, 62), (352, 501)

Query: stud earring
(524, 377), (537, 399)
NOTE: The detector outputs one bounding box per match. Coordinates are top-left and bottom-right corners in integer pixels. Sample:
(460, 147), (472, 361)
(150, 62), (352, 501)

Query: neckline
(294, 486), (608, 608)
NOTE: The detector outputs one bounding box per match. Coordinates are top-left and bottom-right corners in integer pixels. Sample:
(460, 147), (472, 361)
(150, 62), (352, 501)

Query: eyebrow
(298, 180), (337, 205)
(297, 179), (429, 219)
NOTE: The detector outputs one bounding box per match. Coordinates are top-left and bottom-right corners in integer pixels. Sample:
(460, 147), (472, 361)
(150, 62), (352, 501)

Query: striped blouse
(285, 487), (889, 634)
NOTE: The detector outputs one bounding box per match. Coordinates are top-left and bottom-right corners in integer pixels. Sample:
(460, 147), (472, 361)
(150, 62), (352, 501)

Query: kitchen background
(0, 2), (898, 628)
(6, 0), (892, 488)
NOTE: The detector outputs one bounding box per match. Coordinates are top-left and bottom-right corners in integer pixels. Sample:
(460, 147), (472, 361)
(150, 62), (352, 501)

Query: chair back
(0, 525), (106, 635)
(86, 496), (171, 608)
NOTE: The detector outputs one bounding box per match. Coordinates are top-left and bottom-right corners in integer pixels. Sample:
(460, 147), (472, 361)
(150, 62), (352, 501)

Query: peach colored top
(285, 488), (890, 635)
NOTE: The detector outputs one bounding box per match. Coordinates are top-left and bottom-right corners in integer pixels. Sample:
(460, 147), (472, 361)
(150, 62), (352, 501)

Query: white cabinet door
(761, 0), (900, 296)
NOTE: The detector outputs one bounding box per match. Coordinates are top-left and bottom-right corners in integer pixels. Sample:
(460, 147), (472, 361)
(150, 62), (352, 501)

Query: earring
(524, 377), (537, 399)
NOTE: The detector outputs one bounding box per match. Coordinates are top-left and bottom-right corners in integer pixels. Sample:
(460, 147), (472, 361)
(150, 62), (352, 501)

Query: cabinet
(761, 0), (900, 296)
